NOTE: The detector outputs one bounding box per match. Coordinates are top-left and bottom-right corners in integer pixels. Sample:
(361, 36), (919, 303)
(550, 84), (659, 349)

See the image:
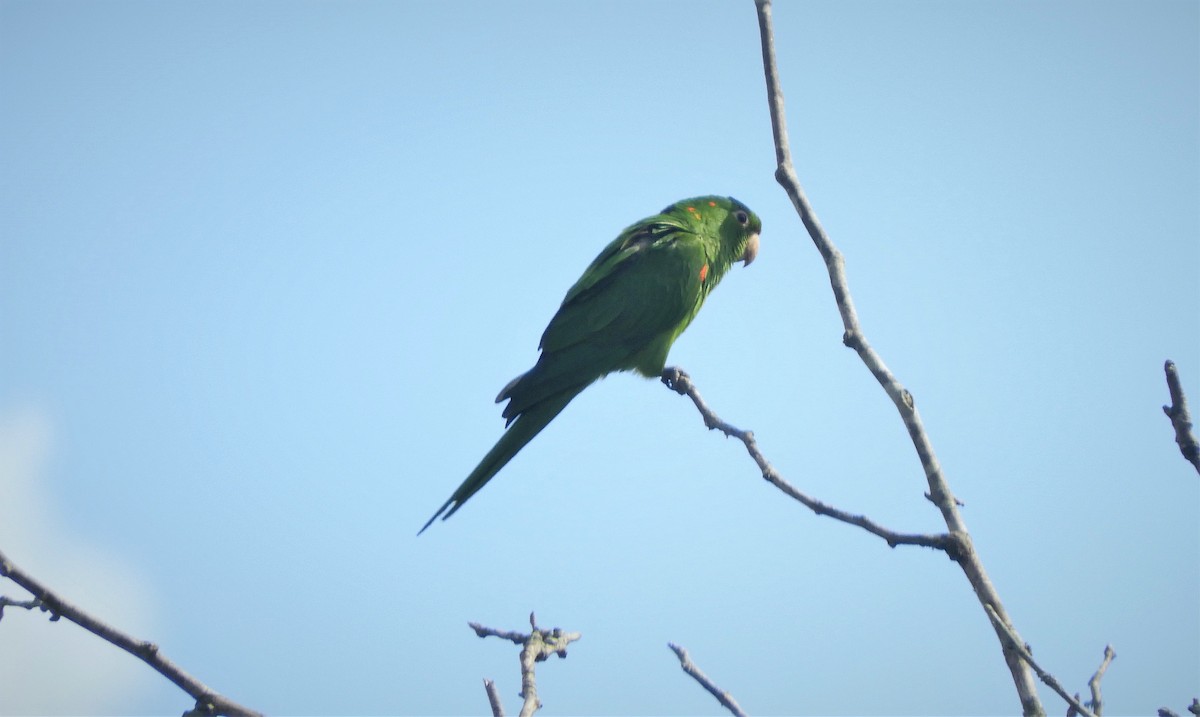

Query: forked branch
(728, 1), (1049, 713)
(469, 612), (581, 717)
(985, 605), (1095, 717)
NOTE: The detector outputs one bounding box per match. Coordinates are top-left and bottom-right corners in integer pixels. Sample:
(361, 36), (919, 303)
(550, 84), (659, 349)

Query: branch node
(182, 701), (217, 717)
(941, 531), (970, 564)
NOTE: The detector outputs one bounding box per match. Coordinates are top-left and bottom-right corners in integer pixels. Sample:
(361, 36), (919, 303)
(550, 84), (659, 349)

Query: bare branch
(483, 678), (505, 717)
(1086, 645), (1115, 716)
(469, 621), (530, 645)
(468, 613), (581, 717)
(661, 367), (954, 551)
(668, 643), (748, 717)
(0, 548), (260, 717)
(984, 605), (1095, 717)
(752, 1), (1043, 713)
(1162, 360), (1200, 474)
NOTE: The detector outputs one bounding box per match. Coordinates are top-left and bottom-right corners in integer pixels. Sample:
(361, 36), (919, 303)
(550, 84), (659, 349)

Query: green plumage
(420, 196), (761, 533)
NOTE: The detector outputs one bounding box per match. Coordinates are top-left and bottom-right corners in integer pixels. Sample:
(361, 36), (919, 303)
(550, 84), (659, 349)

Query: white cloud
(0, 406), (161, 715)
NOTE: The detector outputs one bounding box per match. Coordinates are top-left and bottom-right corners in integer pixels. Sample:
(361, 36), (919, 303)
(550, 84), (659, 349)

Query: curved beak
(740, 232), (760, 266)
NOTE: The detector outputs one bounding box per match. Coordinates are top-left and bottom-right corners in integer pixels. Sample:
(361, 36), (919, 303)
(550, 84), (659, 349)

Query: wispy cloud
(0, 406), (160, 715)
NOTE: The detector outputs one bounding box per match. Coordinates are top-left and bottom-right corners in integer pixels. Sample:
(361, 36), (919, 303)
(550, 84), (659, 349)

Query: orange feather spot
(699, 264), (709, 282)
(708, 200), (716, 206)
(686, 206), (696, 212)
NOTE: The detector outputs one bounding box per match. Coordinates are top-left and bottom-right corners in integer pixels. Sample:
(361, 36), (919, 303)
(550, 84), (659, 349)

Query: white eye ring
(734, 210), (749, 225)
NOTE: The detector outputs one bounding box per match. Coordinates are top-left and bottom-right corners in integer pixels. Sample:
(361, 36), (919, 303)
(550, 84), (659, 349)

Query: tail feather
(497, 343), (623, 425)
(418, 386), (582, 534)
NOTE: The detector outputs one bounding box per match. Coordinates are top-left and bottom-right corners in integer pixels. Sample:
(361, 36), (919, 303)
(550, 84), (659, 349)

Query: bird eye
(734, 210), (749, 225)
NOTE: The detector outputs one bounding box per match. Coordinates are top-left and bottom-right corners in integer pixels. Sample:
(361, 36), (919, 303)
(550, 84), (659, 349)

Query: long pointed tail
(419, 386), (582, 534)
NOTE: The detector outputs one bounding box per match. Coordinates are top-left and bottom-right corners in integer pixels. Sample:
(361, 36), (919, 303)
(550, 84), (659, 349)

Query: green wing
(500, 219), (709, 420)
(419, 219), (708, 533)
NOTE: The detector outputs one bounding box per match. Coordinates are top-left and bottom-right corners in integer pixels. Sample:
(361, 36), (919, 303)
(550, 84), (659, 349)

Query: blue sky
(1, 1), (1197, 715)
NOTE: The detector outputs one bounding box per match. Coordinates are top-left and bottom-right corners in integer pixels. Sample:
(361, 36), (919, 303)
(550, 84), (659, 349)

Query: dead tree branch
(661, 367), (954, 552)
(1162, 360), (1199, 474)
(469, 612), (581, 717)
(483, 678), (506, 717)
(668, 642), (748, 717)
(0, 547), (260, 717)
(1086, 645), (1116, 716)
(747, 1), (1046, 713)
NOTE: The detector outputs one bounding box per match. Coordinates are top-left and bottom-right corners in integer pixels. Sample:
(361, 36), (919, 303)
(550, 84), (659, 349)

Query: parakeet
(420, 196), (761, 533)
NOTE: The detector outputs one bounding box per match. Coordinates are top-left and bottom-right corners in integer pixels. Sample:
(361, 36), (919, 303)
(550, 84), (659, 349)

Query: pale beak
(741, 232), (760, 266)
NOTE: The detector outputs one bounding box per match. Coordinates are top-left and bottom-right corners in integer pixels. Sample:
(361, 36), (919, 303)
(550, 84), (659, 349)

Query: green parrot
(420, 196), (761, 533)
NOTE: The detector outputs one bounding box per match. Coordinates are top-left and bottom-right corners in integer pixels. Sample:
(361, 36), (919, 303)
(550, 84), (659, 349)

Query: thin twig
(1087, 645), (1115, 716)
(1162, 360), (1200, 474)
(668, 643), (748, 717)
(0, 595), (43, 619)
(984, 605), (1095, 717)
(483, 678), (506, 717)
(661, 367), (954, 551)
(469, 613), (581, 717)
(0, 548), (260, 717)
(469, 621), (531, 645)
(752, 2), (1044, 713)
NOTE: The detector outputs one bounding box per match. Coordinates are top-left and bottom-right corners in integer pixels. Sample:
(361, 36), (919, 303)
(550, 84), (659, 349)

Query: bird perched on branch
(420, 196), (761, 533)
